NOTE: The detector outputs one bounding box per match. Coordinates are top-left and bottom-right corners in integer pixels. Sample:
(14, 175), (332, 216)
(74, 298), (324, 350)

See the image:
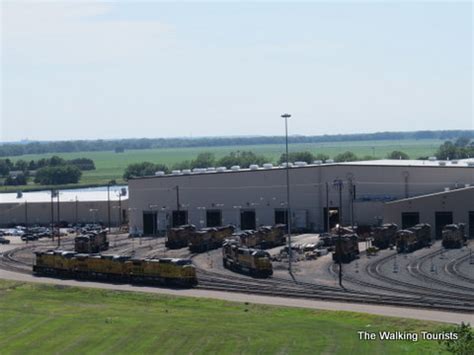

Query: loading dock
(206, 210), (222, 227)
(172, 210), (188, 227)
(143, 211), (157, 235)
(240, 210), (256, 230)
(401, 212), (420, 229)
(435, 211), (453, 239)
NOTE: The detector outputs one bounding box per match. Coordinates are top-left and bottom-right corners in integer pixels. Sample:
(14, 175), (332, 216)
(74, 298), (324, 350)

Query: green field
(0, 280), (451, 354)
(2, 139), (442, 192)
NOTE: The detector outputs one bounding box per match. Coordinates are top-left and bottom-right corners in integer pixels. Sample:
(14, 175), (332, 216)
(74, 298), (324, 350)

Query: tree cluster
(1, 130), (472, 158)
(435, 137), (474, 160)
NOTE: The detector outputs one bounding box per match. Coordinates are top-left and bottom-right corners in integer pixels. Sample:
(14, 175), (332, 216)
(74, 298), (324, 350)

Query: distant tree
(387, 151), (410, 160)
(4, 174), (27, 186)
(34, 165), (82, 185)
(172, 160), (192, 170)
(361, 155), (377, 161)
(14, 159), (28, 172)
(278, 151), (315, 164)
(191, 152), (216, 168)
(115, 147), (125, 153)
(436, 141), (466, 160)
(217, 151), (268, 168)
(123, 162), (169, 180)
(455, 137), (471, 148)
(314, 153), (330, 162)
(334, 151), (359, 162)
(0, 160), (11, 177)
(28, 160), (37, 171)
(49, 156), (66, 166)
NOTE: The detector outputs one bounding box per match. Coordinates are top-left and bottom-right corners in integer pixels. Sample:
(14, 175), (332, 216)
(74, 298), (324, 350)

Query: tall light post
(281, 113), (292, 274)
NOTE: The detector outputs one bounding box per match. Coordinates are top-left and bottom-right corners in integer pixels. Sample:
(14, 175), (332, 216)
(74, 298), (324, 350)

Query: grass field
(2, 139), (443, 192)
(0, 280), (451, 354)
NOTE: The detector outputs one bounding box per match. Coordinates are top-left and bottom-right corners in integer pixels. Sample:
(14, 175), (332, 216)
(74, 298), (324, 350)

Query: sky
(1, 0), (472, 142)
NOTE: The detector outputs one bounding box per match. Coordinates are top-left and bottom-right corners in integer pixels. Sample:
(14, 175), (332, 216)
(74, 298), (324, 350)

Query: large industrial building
(128, 159), (474, 238)
(0, 187), (129, 227)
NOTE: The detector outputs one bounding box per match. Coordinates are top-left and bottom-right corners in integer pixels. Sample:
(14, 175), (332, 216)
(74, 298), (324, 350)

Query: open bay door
(293, 210), (308, 231)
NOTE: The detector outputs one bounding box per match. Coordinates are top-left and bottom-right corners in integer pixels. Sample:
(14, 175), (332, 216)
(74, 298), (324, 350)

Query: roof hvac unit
(281, 162), (294, 168)
(325, 159), (335, 163)
(216, 167), (227, 172)
(428, 156), (437, 161)
(231, 165), (240, 171)
(438, 161), (447, 166)
(313, 160), (323, 165)
(249, 164), (259, 170)
(154, 171), (165, 176)
(206, 167), (216, 173)
(467, 162), (474, 167)
(263, 163), (273, 169)
(294, 161), (308, 167)
(451, 160), (458, 164)
(182, 169), (191, 175)
(465, 184), (471, 188)
(171, 170), (182, 175)
(444, 187), (450, 192)
(192, 168), (205, 173)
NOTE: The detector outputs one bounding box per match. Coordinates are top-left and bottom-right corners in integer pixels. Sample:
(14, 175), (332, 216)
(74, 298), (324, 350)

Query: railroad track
(445, 253), (474, 284)
(196, 268), (474, 313)
(407, 249), (474, 293)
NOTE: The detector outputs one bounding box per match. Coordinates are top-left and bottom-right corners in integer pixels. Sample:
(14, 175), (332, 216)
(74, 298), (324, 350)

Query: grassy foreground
(0, 280), (449, 354)
(2, 139), (442, 192)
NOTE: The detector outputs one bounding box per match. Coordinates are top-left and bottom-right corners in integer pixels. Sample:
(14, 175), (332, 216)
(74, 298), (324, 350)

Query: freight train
(396, 223), (432, 253)
(165, 225), (196, 249)
(33, 250), (197, 287)
(442, 224), (467, 249)
(372, 223), (398, 249)
(188, 225), (235, 253)
(74, 230), (109, 253)
(332, 234), (360, 263)
(222, 241), (273, 277)
(234, 225), (286, 249)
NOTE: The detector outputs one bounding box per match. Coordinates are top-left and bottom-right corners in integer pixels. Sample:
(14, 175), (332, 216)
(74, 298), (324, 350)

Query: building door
(172, 210), (188, 227)
(143, 212), (157, 235)
(206, 210), (222, 227)
(469, 211), (474, 239)
(274, 209), (288, 225)
(435, 211), (453, 239)
(323, 207), (339, 232)
(401, 212), (419, 229)
(240, 210), (256, 230)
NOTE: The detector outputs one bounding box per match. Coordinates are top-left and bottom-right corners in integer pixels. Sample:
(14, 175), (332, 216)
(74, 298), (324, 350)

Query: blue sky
(1, 1), (472, 141)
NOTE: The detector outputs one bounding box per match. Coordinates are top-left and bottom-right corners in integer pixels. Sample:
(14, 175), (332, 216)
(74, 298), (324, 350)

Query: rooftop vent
(192, 168), (206, 173)
(249, 164), (259, 170)
(263, 163), (273, 169)
(280, 162), (293, 168)
(182, 169), (191, 175)
(216, 167), (227, 172)
(444, 187), (450, 192)
(451, 160), (458, 164)
(438, 161), (446, 166)
(155, 171), (165, 176)
(325, 159), (335, 164)
(171, 170), (182, 175)
(428, 156), (437, 161)
(467, 162), (474, 167)
(313, 160), (323, 165)
(231, 165), (240, 171)
(294, 161), (308, 167)
(206, 167), (216, 173)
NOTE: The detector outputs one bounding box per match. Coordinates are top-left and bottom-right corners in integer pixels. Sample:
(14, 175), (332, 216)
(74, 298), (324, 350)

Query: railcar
(222, 241), (273, 277)
(332, 234), (360, 263)
(33, 251), (197, 287)
(372, 223), (398, 249)
(442, 224), (467, 249)
(396, 223), (432, 253)
(74, 230), (109, 253)
(188, 225), (235, 253)
(165, 224), (196, 249)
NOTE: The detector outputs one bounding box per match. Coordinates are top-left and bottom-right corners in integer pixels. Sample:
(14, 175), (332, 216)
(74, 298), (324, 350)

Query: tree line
(0, 156), (94, 186)
(1, 130), (472, 157)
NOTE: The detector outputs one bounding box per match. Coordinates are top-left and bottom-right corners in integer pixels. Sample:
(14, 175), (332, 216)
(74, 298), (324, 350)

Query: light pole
(336, 223), (343, 288)
(149, 204), (159, 237)
(281, 113), (292, 274)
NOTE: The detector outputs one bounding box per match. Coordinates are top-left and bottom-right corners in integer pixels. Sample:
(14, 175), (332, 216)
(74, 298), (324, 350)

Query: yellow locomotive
(33, 250), (197, 287)
(165, 224), (196, 249)
(222, 241), (273, 277)
(234, 225), (286, 249)
(188, 225), (235, 253)
(372, 223), (398, 249)
(442, 224), (467, 249)
(332, 234), (360, 263)
(396, 223), (432, 253)
(74, 230), (109, 253)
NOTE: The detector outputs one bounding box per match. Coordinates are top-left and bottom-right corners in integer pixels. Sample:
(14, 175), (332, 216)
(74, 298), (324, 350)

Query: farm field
(0, 280), (450, 354)
(2, 139), (443, 192)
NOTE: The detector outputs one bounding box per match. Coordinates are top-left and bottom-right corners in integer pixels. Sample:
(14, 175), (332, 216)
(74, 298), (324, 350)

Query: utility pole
(50, 189), (55, 241)
(281, 113), (292, 274)
(333, 179), (344, 226)
(337, 224), (343, 288)
(57, 193), (61, 247)
(326, 182), (330, 232)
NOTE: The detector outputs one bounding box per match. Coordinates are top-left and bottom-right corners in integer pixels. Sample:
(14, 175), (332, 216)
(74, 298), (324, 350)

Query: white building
(128, 159), (474, 237)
